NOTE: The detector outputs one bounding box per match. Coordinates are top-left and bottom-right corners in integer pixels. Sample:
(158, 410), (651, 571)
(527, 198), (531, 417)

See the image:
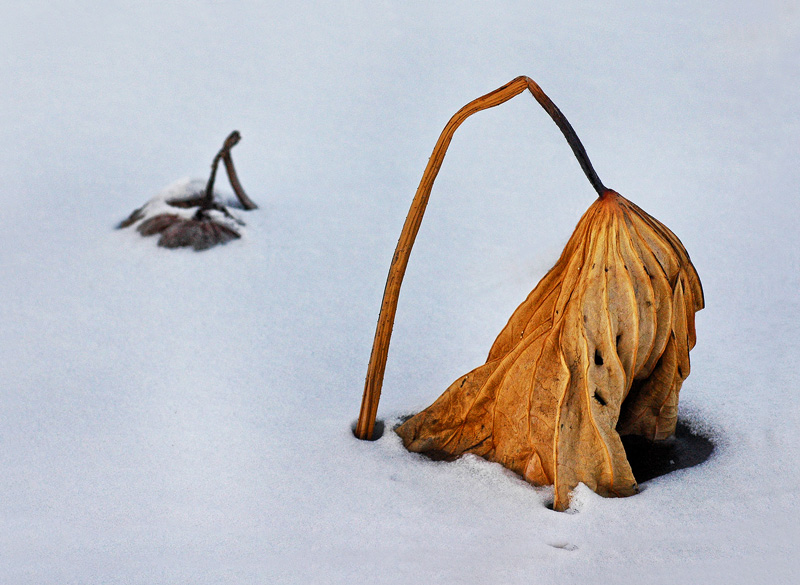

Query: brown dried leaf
(396, 190), (703, 510)
(137, 213), (182, 236)
(116, 131), (255, 251)
(117, 206), (145, 229)
(354, 76), (705, 511)
(157, 217), (240, 251)
(134, 208), (241, 251)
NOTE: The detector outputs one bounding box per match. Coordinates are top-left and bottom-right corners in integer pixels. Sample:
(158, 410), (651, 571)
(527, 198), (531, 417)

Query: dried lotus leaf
(158, 217), (241, 251)
(117, 131), (255, 251)
(396, 190), (703, 510)
(355, 76), (704, 511)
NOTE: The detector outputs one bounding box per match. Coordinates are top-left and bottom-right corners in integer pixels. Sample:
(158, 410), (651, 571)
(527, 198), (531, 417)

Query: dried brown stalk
(205, 131), (258, 210)
(355, 77), (704, 511)
(356, 76), (606, 440)
(223, 150), (257, 210)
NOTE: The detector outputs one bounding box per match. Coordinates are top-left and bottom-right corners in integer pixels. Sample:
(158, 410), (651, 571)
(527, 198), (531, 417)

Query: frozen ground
(1, 1), (798, 583)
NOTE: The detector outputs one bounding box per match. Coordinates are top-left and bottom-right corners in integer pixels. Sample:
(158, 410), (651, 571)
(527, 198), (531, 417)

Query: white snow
(1, 1), (799, 583)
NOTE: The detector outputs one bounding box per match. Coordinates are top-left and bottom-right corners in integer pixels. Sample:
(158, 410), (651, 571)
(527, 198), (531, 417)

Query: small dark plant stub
(118, 131), (257, 251)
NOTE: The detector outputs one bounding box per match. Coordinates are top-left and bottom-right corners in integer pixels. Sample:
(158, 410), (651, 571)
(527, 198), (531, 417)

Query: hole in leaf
(594, 350), (604, 366)
(593, 391), (607, 406)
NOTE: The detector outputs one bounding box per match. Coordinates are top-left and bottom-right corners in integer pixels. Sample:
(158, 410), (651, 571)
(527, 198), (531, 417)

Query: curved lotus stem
(355, 76), (608, 440)
(223, 150), (258, 210)
(204, 131), (258, 210)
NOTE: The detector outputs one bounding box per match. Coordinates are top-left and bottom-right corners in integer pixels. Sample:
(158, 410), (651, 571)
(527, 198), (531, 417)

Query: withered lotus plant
(355, 76), (704, 511)
(118, 131), (258, 251)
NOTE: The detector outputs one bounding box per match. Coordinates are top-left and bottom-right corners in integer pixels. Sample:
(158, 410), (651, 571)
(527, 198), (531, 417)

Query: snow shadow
(392, 416), (714, 484)
(351, 420), (385, 441)
(621, 420), (714, 483)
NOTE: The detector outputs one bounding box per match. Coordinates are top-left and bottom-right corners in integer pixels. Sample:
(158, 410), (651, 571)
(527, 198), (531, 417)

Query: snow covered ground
(1, 1), (798, 583)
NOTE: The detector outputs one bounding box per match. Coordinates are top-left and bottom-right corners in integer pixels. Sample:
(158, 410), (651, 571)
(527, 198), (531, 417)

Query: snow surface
(1, 1), (799, 583)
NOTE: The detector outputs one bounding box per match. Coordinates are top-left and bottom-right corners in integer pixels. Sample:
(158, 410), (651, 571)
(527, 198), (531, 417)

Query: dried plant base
(151, 215), (241, 251)
(137, 213), (182, 236)
(135, 206), (242, 251)
(408, 419), (715, 484)
(395, 190), (704, 511)
(117, 207), (146, 229)
(118, 179), (245, 252)
(117, 131), (254, 251)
